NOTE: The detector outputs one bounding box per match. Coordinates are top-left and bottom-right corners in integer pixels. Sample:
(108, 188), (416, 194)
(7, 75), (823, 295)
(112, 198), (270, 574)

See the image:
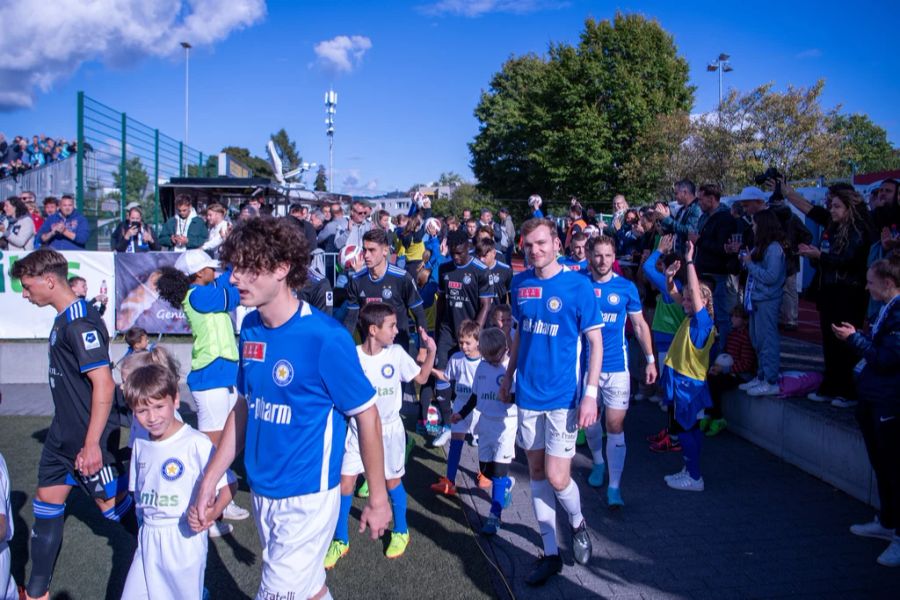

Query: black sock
(27, 501), (66, 597)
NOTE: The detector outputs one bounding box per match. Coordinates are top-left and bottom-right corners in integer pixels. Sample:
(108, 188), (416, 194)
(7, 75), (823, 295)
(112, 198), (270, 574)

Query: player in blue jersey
(190, 218), (391, 600)
(501, 218), (604, 586)
(558, 231), (589, 272)
(582, 236), (657, 508)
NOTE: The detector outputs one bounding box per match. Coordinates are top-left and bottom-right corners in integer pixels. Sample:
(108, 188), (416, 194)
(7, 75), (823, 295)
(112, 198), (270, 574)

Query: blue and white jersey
(237, 302), (377, 498)
(582, 272), (642, 374)
(510, 268), (603, 411)
(558, 256), (589, 272)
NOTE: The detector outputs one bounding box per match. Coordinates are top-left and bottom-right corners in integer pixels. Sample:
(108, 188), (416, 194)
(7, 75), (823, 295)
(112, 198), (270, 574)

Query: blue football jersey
(558, 256), (589, 272)
(237, 302), (376, 498)
(510, 268), (603, 411)
(583, 272), (642, 374)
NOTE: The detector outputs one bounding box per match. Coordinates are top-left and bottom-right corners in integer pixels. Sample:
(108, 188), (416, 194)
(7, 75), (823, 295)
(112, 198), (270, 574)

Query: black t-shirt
(47, 298), (118, 457)
(437, 258), (494, 337)
(344, 264), (425, 335)
(486, 260), (513, 305)
(300, 271), (334, 316)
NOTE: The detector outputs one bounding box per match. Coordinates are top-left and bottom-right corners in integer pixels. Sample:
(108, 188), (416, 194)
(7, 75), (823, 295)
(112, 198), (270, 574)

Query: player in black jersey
(344, 228), (426, 350)
(12, 249), (137, 600)
(475, 237), (513, 305)
(300, 268), (334, 316)
(423, 230), (494, 439)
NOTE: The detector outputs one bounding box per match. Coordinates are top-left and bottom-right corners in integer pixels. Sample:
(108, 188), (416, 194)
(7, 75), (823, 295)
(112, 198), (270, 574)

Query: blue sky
(3, 0), (898, 196)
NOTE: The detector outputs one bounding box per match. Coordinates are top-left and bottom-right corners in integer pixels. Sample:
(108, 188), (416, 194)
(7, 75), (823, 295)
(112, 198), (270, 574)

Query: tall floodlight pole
(706, 53), (733, 113)
(325, 89), (337, 193)
(181, 42), (192, 147)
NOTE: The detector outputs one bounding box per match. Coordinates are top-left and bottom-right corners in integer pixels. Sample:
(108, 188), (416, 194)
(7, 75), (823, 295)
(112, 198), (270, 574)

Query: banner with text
(115, 252), (190, 335)
(0, 250), (116, 339)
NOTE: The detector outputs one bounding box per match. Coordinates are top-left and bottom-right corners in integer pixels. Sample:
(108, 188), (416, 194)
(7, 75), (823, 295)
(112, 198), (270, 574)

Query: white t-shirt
(445, 351), (482, 404)
(0, 453), (11, 543)
(129, 424), (231, 526)
(473, 358), (515, 419)
(356, 344), (420, 423)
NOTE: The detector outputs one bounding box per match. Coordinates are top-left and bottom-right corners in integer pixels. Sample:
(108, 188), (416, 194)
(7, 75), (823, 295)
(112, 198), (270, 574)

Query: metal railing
(76, 92), (214, 248)
(0, 156), (76, 201)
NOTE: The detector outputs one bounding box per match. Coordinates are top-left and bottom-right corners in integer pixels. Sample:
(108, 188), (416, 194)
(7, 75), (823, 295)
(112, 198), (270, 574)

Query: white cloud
(418, 0), (566, 17)
(313, 35), (372, 73)
(0, 0), (266, 111)
(339, 169), (380, 195)
(796, 48), (822, 59)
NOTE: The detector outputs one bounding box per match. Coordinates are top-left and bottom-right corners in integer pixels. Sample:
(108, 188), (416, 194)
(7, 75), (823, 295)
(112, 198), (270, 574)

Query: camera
(129, 221), (141, 229)
(754, 167), (784, 202)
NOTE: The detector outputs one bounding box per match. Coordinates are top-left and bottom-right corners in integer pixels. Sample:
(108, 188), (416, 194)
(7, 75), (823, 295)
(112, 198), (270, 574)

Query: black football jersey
(437, 258), (494, 337)
(46, 298), (118, 457)
(344, 264), (424, 335)
(486, 260), (513, 305)
(300, 270), (334, 316)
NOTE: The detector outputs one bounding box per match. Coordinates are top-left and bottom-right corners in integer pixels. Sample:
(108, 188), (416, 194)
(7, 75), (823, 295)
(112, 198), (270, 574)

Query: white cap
(175, 249), (219, 276)
(736, 186), (769, 202)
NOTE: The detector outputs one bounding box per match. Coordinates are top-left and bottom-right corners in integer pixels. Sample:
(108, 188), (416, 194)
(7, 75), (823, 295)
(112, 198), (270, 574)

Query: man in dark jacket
(159, 194), (207, 251)
(694, 184), (737, 353)
(769, 200), (812, 330)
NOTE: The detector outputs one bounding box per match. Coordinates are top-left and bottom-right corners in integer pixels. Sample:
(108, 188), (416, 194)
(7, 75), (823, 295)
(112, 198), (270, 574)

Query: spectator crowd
(0, 133), (79, 179)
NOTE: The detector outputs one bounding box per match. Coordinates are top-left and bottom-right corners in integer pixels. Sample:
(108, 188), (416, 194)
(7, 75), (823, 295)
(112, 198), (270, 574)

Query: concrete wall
(0, 340), (194, 383)
(724, 391), (879, 509)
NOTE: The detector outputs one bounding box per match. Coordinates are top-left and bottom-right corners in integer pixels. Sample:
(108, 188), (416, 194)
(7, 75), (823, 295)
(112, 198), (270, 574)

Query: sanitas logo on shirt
(139, 488), (180, 508)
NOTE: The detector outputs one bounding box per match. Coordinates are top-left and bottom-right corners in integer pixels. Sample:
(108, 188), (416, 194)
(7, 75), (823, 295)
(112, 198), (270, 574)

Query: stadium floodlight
(708, 52), (734, 112)
(325, 89), (337, 193)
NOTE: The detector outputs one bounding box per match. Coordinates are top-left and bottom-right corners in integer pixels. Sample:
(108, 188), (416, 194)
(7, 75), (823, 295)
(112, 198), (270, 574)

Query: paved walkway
(451, 399), (899, 599)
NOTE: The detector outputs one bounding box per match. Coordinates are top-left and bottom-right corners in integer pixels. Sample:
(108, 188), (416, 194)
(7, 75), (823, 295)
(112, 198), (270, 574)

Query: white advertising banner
(0, 250), (115, 339)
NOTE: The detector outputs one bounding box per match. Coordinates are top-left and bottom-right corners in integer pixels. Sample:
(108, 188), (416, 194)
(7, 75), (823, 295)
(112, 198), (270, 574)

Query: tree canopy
(470, 13), (694, 207)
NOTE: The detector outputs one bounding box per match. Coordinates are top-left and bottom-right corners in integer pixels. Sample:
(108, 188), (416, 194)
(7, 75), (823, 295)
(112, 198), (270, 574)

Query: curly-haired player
(189, 217), (392, 600)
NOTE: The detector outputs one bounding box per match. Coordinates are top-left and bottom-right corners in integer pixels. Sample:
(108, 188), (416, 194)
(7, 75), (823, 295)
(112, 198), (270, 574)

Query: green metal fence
(76, 91), (215, 249)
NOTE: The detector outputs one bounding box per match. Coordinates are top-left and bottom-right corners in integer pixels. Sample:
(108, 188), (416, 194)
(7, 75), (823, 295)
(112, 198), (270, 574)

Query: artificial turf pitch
(0, 415), (496, 599)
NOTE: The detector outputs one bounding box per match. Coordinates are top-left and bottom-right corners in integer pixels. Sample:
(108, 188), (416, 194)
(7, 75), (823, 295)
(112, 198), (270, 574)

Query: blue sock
(447, 439), (464, 482)
(490, 476), (511, 517)
(388, 483), (408, 534)
(334, 494), (353, 543)
(680, 428), (703, 479)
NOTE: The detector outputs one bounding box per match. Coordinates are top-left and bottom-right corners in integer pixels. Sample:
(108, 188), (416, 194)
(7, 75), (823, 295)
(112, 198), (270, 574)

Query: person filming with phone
(112, 204), (160, 253)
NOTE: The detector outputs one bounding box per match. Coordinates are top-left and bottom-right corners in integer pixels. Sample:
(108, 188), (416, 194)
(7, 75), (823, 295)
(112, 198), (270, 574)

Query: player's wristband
(685, 260), (694, 265)
(646, 354), (655, 364)
(584, 384), (598, 398)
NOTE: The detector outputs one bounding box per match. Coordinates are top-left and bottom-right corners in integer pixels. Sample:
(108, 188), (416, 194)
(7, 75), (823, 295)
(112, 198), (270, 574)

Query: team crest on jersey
(243, 341), (266, 362)
(50, 330), (58, 346)
(382, 288), (393, 299)
(518, 287), (542, 300)
(463, 274), (472, 285)
(161, 458), (184, 481)
(382, 364), (395, 379)
(273, 360), (294, 386)
(81, 330), (100, 350)
(608, 293), (621, 306)
(326, 291), (334, 307)
(547, 297), (563, 312)
(496, 374), (505, 386)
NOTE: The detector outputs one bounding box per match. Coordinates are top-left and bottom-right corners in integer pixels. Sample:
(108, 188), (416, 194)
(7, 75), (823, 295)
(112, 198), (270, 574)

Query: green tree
(111, 156), (150, 206)
(470, 14), (694, 206)
(314, 165), (328, 191)
(432, 183), (497, 217)
(437, 171), (464, 186)
(220, 146), (273, 179)
(269, 128), (301, 172)
(830, 113), (900, 174)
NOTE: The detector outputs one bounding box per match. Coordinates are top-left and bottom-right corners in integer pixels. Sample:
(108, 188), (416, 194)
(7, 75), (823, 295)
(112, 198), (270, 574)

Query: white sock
(530, 479), (559, 556)
(586, 421), (605, 465)
(606, 432), (626, 489)
(554, 479), (584, 529)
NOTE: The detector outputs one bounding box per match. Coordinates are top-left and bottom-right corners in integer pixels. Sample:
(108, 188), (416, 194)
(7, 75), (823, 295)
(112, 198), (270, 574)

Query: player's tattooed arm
(75, 365), (116, 476)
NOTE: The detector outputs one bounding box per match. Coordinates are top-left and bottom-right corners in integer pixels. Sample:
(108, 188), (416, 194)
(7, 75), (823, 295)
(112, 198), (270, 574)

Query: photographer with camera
(112, 204), (160, 253)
